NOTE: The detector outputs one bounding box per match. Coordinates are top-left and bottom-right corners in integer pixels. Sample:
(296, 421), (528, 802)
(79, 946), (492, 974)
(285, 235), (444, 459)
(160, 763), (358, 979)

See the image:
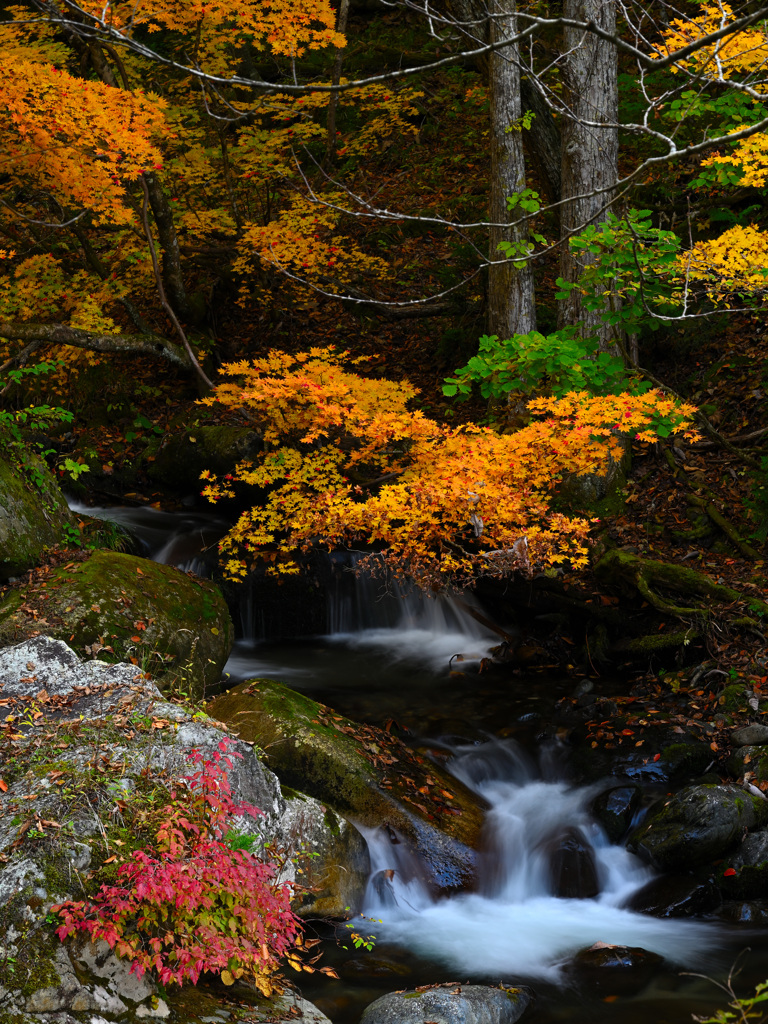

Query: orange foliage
(0, 51), (166, 226)
(201, 349), (698, 589)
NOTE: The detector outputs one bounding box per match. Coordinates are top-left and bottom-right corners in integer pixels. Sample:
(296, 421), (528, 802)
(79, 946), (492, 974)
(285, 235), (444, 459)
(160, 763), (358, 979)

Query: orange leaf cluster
(201, 349), (698, 589)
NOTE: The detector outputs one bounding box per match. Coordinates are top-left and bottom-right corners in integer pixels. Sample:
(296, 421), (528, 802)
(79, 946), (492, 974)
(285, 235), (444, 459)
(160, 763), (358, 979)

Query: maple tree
(200, 348), (697, 589)
(0, 0), (767, 385)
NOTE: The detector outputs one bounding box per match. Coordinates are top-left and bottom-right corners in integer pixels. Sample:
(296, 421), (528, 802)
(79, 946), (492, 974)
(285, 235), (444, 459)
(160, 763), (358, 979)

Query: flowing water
(70, 502), (768, 1024)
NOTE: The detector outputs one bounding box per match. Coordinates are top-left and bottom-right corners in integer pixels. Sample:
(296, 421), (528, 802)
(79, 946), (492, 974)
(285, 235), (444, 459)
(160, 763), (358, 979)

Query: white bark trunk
(487, 0), (536, 341)
(558, 0), (619, 351)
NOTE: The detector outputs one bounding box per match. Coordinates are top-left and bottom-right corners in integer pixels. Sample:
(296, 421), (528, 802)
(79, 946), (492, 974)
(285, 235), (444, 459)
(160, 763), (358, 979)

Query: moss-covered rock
(0, 636), (328, 1024)
(146, 424), (262, 492)
(626, 784), (768, 871)
(728, 745), (768, 782)
(278, 794), (371, 918)
(0, 432), (76, 581)
(0, 550), (232, 697)
(208, 680), (486, 892)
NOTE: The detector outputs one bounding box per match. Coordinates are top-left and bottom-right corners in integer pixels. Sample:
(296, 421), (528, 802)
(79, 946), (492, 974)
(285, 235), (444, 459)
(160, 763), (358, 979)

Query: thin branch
(139, 175), (213, 391)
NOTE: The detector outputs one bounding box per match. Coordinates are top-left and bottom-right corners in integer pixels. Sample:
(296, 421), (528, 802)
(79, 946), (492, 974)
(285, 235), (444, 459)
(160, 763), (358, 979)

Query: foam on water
(360, 739), (721, 982)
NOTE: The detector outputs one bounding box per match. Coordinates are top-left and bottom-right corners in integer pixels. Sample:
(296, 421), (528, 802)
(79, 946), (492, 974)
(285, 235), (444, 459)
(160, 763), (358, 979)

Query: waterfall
(358, 737), (720, 982)
(67, 500), (230, 575)
(324, 552), (503, 672)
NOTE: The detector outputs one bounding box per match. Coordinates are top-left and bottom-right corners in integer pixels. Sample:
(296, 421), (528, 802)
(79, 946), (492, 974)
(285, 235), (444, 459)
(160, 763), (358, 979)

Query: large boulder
(359, 983), (533, 1024)
(626, 784), (768, 871)
(0, 549), (232, 697)
(0, 432), (76, 581)
(277, 794), (371, 918)
(0, 637), (329, 1024)
(146, 424), (262, 492)
(209, 679), (487, 892)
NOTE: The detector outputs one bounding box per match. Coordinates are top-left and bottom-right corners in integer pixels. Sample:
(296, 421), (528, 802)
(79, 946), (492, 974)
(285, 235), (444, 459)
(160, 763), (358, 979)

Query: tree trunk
(487, 0), (536, 340)
(326, 0), (350, 163)
(143, 172), (197, 323)
(557, 0), (619, 350)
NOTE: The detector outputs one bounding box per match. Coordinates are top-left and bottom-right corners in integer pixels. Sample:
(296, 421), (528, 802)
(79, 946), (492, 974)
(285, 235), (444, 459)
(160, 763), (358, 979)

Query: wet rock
(728, 746), (768, 783)
(0, 550), (232, 697)
(626, 784), (768, 870)
(568, 944), (663, 995)
(591, 785), (641, 843)
(624, 875), (721, 918)
(359, 983), (533, 1024)
(209, 680), (487, 893)
(732, 724), (768, 746)
(543, 827), (599, 899)
(717, 829), (768, 899)
(0, 429), (77, 581)
(276, 793), (371, 918)
(717, 900), (768, 925)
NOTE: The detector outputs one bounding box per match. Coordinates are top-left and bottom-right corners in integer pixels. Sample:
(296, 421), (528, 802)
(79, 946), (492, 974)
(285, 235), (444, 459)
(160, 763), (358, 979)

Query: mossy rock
(627, 784), (768, 871)
(209, 679), (486, 892)
(728, 745), (768, 782)
(0, 550), (232, 697)
(146, 424), (262, 491)
(719, 683), (749, 714)
(0, 432), (76, 581)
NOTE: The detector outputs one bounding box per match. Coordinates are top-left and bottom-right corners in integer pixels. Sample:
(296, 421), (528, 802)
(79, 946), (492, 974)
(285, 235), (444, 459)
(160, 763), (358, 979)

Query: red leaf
(723, 868), (737, 877)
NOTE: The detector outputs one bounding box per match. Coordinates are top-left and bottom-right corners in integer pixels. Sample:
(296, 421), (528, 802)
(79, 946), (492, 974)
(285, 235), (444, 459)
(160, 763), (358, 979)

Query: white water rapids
(65, 504), (724, 983)
(359, 739), (721, 981)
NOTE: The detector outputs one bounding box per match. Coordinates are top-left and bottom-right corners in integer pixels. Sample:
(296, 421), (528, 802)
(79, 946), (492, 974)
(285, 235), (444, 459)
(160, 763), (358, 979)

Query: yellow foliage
(74, 0), (344, 61)
(233, 194), (388, 289)
(0, 51), (166, 225)
(201, 349), (698, 589)
(702, 126), (768, 186)
(658, 3), (768, 78)
(678, 224), (768, 296)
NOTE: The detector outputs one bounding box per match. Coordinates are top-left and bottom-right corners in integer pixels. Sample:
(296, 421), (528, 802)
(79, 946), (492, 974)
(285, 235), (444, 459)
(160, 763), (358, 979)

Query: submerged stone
(542, 826), (599, 899)
(591, 785), (641, 843)
(569, 944), (663, 996)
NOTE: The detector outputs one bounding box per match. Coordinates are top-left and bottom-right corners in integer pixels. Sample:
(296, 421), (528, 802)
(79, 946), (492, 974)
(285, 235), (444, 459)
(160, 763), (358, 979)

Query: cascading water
(360, 737), (721, 982)
(67, 500), (230, 575)
(64, 501), (746, 1018)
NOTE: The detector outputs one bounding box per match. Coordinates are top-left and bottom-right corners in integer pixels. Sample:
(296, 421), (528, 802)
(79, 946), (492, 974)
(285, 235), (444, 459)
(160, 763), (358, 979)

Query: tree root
(686, 494), (761, 560)
(613, 628), (700, 654)
(661, 447), (761, 559)
(595, 549), (768, 631)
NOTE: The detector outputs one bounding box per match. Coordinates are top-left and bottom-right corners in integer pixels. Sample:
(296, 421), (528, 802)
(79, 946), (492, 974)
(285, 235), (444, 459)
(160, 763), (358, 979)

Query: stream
(72, 500), (768, 1024)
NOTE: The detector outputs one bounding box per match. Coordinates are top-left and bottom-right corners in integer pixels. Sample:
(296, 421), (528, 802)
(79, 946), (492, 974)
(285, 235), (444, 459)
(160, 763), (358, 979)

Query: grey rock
(278, 794), (370, 917)
(627, 784), (768, 870)
(359, 983), (533, 1024)
(25, 946), (95, 1014)
(732, 724), (768, 746)
(74, 939), (156, 1004)
(135, 998), (170, 1018)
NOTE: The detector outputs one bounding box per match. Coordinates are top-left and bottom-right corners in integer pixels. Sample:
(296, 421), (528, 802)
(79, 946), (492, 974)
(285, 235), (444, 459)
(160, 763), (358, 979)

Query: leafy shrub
(53, 739), (301, 993)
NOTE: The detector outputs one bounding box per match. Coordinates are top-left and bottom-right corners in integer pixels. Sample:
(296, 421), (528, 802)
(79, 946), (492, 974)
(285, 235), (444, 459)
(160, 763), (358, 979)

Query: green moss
(719, 683), (748, 712)
(0, 430), (76, 580)
(0, 550), (232, 697)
